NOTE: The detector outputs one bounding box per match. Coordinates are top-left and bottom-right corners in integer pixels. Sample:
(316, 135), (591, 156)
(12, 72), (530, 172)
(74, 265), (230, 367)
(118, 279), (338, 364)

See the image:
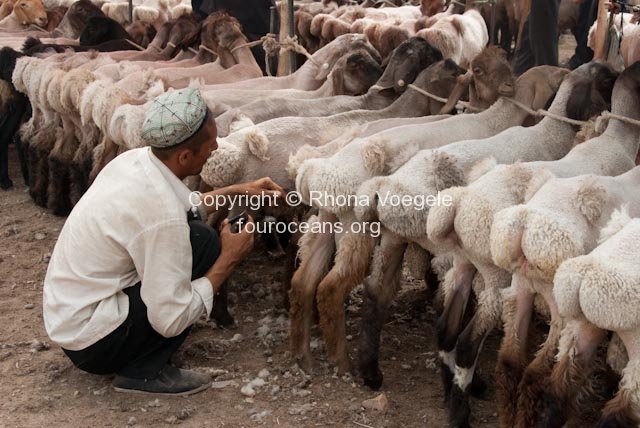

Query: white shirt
(43, 148), (213, 351)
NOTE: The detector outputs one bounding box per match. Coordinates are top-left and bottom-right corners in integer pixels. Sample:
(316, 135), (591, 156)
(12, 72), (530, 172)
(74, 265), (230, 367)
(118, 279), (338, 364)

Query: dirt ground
(0, 146), (505, 428)
(0, 36), (579, 428)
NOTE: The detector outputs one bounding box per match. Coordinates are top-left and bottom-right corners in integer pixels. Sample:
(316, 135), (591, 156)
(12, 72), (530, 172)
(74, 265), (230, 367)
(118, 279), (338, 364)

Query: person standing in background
(512, 0), (561, 75)
(567, 0), (597, 69)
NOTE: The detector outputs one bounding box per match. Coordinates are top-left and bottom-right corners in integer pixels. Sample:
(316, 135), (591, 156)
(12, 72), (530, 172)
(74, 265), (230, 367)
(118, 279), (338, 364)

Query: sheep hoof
(296, 353), (313, 374)
(465, 372), (487, 399)
(212, 310), (234, 328)
(361, 365), (383, 390)
(447, 384), (472, 428)
(0, 177), (13, 190)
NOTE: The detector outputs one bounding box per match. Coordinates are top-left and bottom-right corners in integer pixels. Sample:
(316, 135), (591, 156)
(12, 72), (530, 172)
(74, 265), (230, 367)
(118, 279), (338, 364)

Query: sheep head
(314, 34), (380, 81)
(202, 11), (246, 52)
(200, 141), (243, 188)
(564, 62), (618, 122)
(438, 46), (518, 114)
(331, 49), (382, 96)
(13, 0), (47, 28)
(412, 59), (466, 115)
(468, 46), (515, 107)
(125, 20), (157, 48)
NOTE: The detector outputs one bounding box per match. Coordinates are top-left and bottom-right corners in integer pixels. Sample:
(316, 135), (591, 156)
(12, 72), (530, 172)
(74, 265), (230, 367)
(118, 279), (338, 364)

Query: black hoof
(448, 383), (472, 428)
(469, 372), (488, 399)
(0, 178), (13, 190)
(440, 361), (454, 403)
(212, 309), (234, 328)
(360, 362), (383, 390)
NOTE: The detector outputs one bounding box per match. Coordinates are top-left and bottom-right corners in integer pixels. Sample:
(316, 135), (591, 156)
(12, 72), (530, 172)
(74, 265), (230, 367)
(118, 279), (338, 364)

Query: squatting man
(43, 88), (284, 395)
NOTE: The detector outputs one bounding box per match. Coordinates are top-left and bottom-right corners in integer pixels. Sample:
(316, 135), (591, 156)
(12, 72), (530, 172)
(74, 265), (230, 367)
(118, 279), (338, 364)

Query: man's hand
(204, 216), (255, 294)
(218, 216), (255, 266)
(238, 177), (285, 200)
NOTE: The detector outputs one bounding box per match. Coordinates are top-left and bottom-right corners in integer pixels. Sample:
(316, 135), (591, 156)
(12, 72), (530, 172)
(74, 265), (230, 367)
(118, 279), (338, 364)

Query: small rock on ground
(362, 393), (389, 412)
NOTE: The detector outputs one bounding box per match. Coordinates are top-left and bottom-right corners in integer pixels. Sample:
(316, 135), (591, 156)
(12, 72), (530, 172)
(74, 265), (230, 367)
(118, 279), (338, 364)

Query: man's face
(181, 118), (218, 176)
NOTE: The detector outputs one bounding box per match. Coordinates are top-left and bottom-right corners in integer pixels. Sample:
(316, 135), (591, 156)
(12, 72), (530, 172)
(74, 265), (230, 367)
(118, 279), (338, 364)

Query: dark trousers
(513, 0), (560, 75)
(568, 0), (597, 69)
(63, 220), (221, 379)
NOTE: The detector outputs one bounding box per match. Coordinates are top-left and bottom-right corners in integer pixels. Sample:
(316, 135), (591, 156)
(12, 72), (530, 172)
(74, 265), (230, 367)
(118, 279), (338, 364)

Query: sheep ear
(599, 205), (631, 243)
(575, 180), (607, 225)
(523, 168), (554, 203)
(314, 53), (339, 81)
(467, 157), (497, 183)
(244, 128), (270, 161)
(439, 70), (471, 114)
(432, 151), (465, 191)
(361, 137), (388, 175)
(331, 67), (345, 95)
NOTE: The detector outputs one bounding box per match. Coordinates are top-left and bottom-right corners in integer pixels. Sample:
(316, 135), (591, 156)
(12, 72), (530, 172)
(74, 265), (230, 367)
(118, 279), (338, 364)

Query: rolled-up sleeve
(127, 220), (214, 338)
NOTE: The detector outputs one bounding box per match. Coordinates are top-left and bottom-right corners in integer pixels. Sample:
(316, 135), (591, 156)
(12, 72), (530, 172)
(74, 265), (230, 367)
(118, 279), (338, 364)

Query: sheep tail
(426, 186), (464, 246)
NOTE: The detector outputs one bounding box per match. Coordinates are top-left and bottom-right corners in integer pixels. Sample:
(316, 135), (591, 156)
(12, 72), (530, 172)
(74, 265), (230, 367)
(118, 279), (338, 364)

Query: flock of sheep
(1, 0), (640, 426)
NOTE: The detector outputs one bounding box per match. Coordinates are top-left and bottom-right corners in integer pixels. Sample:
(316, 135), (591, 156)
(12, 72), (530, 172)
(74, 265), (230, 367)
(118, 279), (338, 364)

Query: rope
(600, 110), (640, 127)
(502, 96), (588, 126)
(230, 33), (322, 77)
(167, 41), (176, 49)
(199, 44), (217, 56)
(123, 38), (145, 51)
(188, 46), (199, 55)
(407, 83), (481, 112)
(148, 44), (161, 52)
(375, 0), (399, 6)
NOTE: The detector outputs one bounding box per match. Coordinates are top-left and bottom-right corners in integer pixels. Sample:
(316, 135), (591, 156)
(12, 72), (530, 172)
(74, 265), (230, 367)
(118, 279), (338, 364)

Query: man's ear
(177, 148), (193, 166)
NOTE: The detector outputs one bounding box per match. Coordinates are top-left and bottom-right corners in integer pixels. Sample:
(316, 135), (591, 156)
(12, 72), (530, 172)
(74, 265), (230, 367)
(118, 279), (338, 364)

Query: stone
(258, 369), (270, 379)
(249, 378), (266, 388)
(127, 416), (137, 426)
(249, 410), (271, 422)
(34, 232), (46, 240)
(288, 403), (314, 416)
(146, 398), (162, 407)
(24, 304), (35, 310)
(362, 393), (389, 412)
(241, 384), (256, 397)
(230, 334), (244, 343)
(211, 380), (237, 389)
(256, 325), (270, 337)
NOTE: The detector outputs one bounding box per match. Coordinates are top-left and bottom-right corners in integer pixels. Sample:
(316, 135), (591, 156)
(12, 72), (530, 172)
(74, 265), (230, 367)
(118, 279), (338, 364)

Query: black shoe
(113, 365), (211, 396)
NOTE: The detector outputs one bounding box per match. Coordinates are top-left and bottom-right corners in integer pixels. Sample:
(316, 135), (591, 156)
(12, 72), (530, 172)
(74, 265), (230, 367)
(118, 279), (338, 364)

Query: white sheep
(350, 65), (614, 425)
(426, 61), (640, 427)
(200, 59), (469, 193)
(552, 210), (640, 426)
(289, 64), (564, 375)
(416, 9), (488, 69)
(489, 165), (640, 426)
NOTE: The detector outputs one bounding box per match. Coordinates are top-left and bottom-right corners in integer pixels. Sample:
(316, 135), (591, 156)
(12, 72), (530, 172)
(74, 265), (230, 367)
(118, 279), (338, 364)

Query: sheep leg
(449, 287), (503, 428)
(89, 136), (118, 185)
(514, 289), (565, 428)
(424, 251), (441, 307)
(358, 231), (407, 390)
(597, 330), (640, 428)
(281, 231), (302, 311)
(531, 319), (606, 428)
(317, 229), (376, 374)
(496, 274), (535, 428)
(436, 261), (476, 401)
(289, 213), (336, 372)
(48, 124), (77, 216)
